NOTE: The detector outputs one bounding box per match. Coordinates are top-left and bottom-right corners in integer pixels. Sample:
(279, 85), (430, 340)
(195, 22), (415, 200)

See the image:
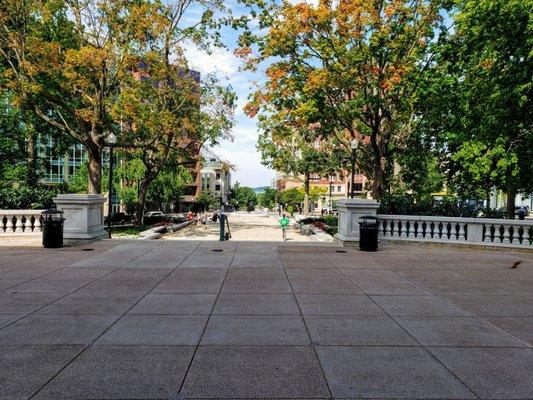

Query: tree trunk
(371, 164), (386, 200)
(26, 133), (38, 186)
(303, 174), (310, 216)
(87, 146), (102, 194)
(135, 170), (156, 226)
(506, 187), (516, 219)
(135, 182), (148, 226)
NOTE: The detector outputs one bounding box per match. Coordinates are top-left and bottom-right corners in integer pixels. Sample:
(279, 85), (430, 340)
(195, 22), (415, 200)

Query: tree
(195, 192), (219, 212)
(278, 188), (304, 215)
(308, 186), (327, 206)
(1, 0), (158, 193)
(409, 0), (532, 216)
(257, 120), (341, 214)
(258, 187), (278, 210)
(1, 0), (232, 194)
(451, 0), (532, 216)
(240, 0), (450, 200)
(229, 183), (257, 211)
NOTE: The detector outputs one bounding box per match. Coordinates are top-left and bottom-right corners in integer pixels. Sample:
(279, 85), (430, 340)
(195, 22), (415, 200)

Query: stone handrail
(0, 210), (44, 236)
(377, 214), (533, 248)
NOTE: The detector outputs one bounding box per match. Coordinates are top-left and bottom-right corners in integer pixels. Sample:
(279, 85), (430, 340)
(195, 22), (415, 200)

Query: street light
(350, 138), (358, 199)
(107, 132), (117, 238)
(329, 174), (333, 212)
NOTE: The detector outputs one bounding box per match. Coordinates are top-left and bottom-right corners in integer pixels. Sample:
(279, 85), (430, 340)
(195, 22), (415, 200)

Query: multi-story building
(199, 150), (232, 203)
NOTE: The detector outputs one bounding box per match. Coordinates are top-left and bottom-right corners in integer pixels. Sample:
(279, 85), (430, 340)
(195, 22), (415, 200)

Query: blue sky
(182, 1), (276, 188)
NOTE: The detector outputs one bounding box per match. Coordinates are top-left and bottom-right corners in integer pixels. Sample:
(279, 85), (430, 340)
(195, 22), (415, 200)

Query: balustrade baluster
(15, 215), (23, 233)
(34, 216), (42, 232)
(8, 216), (16, 233)
(392, 220), (400, 238)
(501, 225), (511, 243)
(457, 223), (465, 241)
(399, 220), (406, 237)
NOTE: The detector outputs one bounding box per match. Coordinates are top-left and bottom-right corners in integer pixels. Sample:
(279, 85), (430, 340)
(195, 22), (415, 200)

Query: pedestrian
(279, 213), (290, 241)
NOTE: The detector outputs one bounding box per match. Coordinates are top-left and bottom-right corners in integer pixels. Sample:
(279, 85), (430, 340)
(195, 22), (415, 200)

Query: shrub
(378, 193), (497, 218)
(0, 184), (59, 209)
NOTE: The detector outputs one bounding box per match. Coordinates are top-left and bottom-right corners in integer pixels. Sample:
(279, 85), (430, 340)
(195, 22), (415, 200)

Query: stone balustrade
(0, 210), (44, 236)
(377, 214), (533, 248)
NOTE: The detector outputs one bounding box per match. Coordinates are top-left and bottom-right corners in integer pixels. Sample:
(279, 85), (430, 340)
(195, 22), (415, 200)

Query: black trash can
(359, 215), (378, 251)
(42, 209), (64, 248)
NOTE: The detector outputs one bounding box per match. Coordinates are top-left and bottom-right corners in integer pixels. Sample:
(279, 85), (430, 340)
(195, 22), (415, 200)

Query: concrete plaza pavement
(166, 212), (317, 242)
(0, 239), (532, 399)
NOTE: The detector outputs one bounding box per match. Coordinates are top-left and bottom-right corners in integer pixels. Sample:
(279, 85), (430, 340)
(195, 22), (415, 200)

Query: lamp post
(107, 132), (117, 238)
(329, 174), (333, 212)
(350, 138), (358, 199)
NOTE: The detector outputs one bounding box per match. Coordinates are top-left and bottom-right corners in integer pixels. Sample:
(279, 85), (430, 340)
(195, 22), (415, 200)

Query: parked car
(144, 211), (165, 218)
(143, 211), (169, 225)
(104, 212), (131, 225)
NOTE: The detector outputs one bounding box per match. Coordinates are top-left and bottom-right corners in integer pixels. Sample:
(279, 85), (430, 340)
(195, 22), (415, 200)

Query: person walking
(279, 213), (290, 241)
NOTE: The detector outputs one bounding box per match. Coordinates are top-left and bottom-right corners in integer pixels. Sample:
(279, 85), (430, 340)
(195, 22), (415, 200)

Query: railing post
(466, 221), (483, 244)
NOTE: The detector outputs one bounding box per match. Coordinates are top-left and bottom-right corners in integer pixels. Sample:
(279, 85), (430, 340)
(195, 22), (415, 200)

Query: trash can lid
(42, 208), (64, 215)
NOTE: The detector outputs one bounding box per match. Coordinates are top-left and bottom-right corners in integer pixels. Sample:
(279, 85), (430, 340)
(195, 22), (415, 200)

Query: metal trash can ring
(359, 215), (378, 251)
(41, 209), (64, 248)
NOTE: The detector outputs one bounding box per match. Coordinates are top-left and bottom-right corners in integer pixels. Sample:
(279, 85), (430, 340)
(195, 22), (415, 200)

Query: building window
(215, 184), (221, 191)
(337, 185), (342, 192)
(216, 173), (220, 179)
(353, 183), (363, 192)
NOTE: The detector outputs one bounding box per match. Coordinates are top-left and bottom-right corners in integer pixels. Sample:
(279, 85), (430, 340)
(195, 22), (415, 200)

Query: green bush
(378, 193), (492, 218)
(0, 184), (59, 209)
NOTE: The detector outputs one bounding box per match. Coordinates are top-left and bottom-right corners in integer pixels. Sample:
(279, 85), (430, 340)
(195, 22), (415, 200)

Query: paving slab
(129, 293), (217, 314)
(0, 314), (22, 329)
(201, 315), (310, 345)
(422, 280), (510, 296)
(428, 347), (533, 399)
(395, 316), (525, 347)
(445, 294), (533, 316)
(316, 345), (475, 399)
(305, 315), (417, 346)
(370, 295), (470, 316)
(33, 345), (195, 400)
(0, 314), (119, 345)
(96, 314), (208, 345)
(221, 276), (292, 293)
(213, 293), (300, 315)
(153, 276), (224, 293)
(482, 316), (533, 345)
(226, 266), (287, 278)
(0, 291), (63, 314)
(35, 292), (142, 315)
(295, 294), (385, 315)
(78, 268), (170, 294)
(181, 346), (331, 398)
(289, 278), (363, 294)
(0, 345), (83, 400)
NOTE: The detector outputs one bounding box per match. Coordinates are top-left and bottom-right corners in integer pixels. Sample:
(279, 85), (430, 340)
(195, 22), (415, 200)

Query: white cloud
(183, 44), (239, 77)
(214, 146), (275, 187)
(287, 0), (320, 6)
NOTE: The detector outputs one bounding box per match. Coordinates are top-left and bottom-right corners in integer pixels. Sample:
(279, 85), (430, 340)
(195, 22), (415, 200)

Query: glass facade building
(38, 137), (87, 184)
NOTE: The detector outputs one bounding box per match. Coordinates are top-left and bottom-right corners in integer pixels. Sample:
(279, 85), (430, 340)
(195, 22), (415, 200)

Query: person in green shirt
(279, 214), (290, 241)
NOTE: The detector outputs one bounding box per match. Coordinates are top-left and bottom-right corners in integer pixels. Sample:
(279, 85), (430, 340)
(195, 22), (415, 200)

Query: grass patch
(111, 225), (149, 237)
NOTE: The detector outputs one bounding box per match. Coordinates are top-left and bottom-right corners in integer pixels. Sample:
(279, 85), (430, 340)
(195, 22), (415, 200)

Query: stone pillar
(53, 194), (108, 245)
(334, 198), (380, 244)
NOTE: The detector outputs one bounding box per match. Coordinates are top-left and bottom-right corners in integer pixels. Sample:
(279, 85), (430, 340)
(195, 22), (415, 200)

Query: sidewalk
(166, 212), (316, 242)
(0, 240), (531, 399)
